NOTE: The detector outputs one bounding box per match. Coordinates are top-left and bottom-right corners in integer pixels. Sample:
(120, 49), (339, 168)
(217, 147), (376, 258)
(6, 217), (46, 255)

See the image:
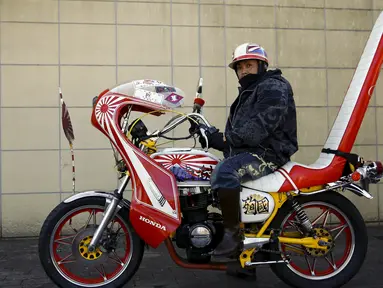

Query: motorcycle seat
(241, 153), (345, 193)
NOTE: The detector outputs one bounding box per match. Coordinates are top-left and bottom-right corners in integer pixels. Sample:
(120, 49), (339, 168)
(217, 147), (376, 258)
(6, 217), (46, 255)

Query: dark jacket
(223, 69), (298, 167)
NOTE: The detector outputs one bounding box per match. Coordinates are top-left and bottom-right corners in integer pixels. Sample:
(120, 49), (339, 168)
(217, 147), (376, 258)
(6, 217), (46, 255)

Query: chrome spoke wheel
(279, 201), (355, 280)
(50, 205), (133, 287)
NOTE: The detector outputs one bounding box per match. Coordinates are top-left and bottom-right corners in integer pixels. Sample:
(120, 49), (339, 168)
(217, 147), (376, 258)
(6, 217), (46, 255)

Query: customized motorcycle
(38, 12), (383, 288)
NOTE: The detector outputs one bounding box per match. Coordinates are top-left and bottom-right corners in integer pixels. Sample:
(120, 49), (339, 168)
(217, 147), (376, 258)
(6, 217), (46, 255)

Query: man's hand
(198, 125), (218, 148)
(198, 125), (227, 151)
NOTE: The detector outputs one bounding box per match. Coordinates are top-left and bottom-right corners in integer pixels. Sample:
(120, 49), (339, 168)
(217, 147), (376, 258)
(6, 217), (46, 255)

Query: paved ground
(0, 226), (383, 288)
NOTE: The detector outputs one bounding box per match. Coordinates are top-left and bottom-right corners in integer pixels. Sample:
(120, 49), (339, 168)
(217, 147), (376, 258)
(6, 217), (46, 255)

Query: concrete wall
(0, 0), (382, 237)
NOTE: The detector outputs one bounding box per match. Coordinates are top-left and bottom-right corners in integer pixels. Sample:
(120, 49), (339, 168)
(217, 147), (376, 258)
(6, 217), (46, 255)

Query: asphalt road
(0, 226), (383, 287)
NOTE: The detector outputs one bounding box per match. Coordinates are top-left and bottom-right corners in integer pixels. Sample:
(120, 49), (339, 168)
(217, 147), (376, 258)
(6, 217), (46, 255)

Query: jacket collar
(237, 69), (283, 93)
(238, 72), (266, 92)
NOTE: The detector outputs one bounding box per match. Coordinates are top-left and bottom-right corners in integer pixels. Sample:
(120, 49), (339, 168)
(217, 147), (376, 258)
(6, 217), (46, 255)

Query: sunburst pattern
(153, 154), (217, 171)
(95, 95), (126, 130)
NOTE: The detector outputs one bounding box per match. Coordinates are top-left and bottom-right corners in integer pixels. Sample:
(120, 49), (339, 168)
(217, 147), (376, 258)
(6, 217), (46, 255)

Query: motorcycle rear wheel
(268, 191), (368, 288)
(38, 196), (144, 288)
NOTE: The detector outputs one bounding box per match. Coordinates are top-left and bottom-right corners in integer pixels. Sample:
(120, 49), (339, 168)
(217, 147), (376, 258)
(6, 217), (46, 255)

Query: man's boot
(212, 187), (242, 257)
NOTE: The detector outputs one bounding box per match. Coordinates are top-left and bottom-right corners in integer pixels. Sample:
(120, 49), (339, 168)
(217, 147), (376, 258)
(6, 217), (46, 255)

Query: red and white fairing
(91, 80), (186, 248)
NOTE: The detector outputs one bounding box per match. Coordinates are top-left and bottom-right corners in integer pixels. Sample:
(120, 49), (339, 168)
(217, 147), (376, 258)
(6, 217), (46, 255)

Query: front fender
(63, 190), (131, 209)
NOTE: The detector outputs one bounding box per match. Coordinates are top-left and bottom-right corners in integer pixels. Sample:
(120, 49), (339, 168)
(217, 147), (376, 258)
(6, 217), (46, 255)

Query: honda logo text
(139, 215), (166, 231)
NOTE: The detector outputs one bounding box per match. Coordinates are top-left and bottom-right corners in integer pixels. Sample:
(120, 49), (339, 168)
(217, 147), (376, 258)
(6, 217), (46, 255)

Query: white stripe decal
(109, 113), (177, 219)
(318, 12), (383, 167)
(276, 168), (299, 192)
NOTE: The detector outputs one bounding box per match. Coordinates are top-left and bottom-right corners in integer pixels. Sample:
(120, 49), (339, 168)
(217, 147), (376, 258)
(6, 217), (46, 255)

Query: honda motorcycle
(39, 12), (383, 288)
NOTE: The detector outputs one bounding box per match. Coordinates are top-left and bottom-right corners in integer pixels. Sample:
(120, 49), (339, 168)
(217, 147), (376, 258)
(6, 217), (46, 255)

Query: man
(200, 43), (298, 257)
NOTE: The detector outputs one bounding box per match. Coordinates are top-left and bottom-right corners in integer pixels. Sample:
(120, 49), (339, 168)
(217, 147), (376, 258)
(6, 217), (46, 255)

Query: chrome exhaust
(242, 236), (270, 250)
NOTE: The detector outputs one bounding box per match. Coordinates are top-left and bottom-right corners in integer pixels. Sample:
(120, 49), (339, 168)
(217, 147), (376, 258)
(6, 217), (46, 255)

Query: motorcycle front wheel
(38, 196), (145, 288)
(268, 191), (368, 288)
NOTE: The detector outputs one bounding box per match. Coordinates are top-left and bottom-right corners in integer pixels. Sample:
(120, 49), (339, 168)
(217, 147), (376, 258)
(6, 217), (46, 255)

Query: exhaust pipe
(242, 236), (270, 250)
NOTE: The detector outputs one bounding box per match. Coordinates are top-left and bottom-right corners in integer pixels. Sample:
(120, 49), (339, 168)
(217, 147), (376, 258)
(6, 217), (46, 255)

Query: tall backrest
(313, 11), (383, 168)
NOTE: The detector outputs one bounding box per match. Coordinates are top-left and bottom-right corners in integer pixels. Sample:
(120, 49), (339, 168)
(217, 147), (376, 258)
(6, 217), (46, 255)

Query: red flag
(59, 87), (75, 144)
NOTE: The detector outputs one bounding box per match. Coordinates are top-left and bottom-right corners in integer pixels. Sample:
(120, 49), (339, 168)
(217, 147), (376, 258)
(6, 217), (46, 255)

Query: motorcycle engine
(176, 221), (217, 249)
(189, 223), (212, 248)
(175, 186), (224, 263)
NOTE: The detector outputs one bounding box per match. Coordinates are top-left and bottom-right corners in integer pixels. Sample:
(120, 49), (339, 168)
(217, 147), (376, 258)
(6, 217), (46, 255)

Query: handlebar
(156, 77), (211, 147)
(126, 77), (213, 150)
(159, 112), (212, 135)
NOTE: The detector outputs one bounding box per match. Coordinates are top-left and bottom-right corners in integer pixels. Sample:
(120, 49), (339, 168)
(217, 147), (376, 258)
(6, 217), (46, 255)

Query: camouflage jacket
(224, 69), (298, 167)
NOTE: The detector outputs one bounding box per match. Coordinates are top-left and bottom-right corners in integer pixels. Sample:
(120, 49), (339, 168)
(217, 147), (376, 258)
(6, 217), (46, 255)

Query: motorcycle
(39, 12), (383, 288)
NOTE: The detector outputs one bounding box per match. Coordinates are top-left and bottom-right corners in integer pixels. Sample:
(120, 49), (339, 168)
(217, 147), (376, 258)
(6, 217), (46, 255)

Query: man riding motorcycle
(199, 43), (299, 257)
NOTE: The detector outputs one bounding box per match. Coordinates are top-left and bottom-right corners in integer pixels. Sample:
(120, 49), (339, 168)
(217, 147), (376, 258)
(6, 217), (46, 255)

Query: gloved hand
(198, 125), (227, 151)
(198, 125), (217, 148)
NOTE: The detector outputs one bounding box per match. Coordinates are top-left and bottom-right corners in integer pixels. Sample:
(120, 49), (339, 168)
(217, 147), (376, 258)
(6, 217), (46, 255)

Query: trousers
(210, 152), (278, 190)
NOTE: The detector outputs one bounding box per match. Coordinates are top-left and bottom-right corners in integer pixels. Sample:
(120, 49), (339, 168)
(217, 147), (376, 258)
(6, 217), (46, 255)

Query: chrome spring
(291, 200), (313, 232)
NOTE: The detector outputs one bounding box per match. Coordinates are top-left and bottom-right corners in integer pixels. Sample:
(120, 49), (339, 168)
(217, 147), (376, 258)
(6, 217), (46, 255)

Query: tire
(268, 191), (368, 288)
(38, 196), (145, 288)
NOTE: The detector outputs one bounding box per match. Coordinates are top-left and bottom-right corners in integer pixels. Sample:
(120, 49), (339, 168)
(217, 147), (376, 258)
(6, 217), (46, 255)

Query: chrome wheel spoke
(55, 234), (76, 246)
(287, 220), (301, 230)
(305, 255), (316, 276)
(322, 209), (330, 227)
(286, 219), (305, 234)
(311, 209), (330, 227)
(330, 224), (348, 240)
(95, 264), (107, 281)
(69, 222), (78, 233)
(82, 209), (96, 230)
(325, 252), (338, 270)
(109, 251), (124, 266)
(312, 258), (317, 275)
(57, 253), (76, 265)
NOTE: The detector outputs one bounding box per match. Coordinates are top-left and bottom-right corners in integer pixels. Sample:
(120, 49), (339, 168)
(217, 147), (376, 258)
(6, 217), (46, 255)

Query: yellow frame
(239, 191), (329, 268)
(243, 191), (289, 238)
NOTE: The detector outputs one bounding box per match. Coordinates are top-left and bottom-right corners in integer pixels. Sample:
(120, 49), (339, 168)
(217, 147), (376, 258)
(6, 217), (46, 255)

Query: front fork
(88, 175), (130, 252)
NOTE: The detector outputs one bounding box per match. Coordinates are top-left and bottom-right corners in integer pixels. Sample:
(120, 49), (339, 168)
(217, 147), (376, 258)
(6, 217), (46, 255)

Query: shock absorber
(291, 198), (313, 232)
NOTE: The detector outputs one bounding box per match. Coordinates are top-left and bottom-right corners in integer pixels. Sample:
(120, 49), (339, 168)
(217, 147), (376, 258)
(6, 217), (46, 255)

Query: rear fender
(343, 183), (373, 199)
(296, 182), (373, 199)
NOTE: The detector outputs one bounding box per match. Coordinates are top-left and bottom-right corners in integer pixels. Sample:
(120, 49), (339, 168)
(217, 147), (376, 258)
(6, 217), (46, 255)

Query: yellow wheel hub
(79, 236), (103, 260)
(306, 228), (333, 257)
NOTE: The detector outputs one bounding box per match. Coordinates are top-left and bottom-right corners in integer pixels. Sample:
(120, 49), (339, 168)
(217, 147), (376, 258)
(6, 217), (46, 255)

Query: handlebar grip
(194, 98), (205, 107)
(192, 98), (205, 113)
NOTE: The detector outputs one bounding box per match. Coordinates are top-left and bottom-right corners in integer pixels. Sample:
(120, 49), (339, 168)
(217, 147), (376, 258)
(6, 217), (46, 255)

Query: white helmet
(228, 43), (269, 70)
